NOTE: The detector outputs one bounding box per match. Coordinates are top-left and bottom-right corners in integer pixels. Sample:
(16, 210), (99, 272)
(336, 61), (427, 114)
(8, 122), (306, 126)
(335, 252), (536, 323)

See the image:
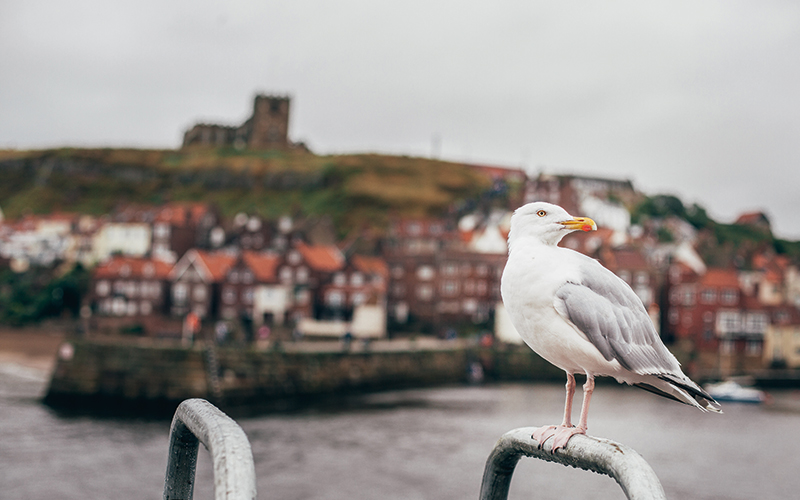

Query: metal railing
(160, 400), (664, 500)
(480, 427), (666, 500)
(163, 399), (256, 500)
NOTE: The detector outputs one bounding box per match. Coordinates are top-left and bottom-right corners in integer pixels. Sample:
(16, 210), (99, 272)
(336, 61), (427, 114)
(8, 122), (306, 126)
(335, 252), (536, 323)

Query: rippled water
(2, 362), (799, 500)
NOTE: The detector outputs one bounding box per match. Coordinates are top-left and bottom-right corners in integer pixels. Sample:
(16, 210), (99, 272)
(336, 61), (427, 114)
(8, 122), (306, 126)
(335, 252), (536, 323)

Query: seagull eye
(536, 210), (547, 217)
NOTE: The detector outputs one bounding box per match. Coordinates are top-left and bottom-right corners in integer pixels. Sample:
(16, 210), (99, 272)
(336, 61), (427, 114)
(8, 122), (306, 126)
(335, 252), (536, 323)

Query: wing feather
(555, 260), (681, 376)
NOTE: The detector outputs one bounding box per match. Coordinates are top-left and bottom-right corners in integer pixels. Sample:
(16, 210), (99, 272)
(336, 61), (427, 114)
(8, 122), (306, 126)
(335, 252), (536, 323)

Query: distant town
(2, 94), (800, 383)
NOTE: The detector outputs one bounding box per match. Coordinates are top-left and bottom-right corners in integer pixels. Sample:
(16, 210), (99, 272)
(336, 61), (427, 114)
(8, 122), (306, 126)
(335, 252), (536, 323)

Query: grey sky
(2, 1), (799, 238)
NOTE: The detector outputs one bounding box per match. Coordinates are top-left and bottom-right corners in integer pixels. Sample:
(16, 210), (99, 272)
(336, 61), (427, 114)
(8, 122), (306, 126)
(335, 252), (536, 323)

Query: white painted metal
(480, 427), (666, 500)
(163, 399), (256, 500)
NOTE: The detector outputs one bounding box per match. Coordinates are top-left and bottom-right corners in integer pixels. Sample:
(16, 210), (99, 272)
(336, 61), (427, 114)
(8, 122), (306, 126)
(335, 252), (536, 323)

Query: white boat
(704, 380), (766, 404)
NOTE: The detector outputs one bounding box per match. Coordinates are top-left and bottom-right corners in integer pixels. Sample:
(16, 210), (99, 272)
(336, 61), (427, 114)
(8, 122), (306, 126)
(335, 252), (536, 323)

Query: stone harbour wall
(44, 339), (563, 415)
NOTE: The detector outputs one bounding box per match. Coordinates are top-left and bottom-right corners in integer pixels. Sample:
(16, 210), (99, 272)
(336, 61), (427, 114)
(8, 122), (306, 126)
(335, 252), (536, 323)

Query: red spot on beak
(581, 225), (593, 232)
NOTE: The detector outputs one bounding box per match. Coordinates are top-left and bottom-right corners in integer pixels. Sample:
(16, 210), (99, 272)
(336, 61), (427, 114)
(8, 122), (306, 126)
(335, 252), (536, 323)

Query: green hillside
(0, 147), (498, 237)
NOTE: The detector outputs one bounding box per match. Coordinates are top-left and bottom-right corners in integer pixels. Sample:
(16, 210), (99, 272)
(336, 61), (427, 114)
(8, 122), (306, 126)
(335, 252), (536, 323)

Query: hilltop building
(524, 173), (642, 243)
(182, 94), (295, 150)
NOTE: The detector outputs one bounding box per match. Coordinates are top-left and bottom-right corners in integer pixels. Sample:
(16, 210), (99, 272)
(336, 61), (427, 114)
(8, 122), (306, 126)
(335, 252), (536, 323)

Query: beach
(0, 327), (64, 374)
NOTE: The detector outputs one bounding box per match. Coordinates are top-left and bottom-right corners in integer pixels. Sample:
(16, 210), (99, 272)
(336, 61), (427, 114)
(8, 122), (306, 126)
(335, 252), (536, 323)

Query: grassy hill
(0, 147), (501, 238)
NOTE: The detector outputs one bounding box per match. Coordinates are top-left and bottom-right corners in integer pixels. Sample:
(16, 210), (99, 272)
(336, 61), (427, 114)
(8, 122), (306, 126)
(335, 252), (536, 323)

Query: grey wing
(555, 261), (681, 375)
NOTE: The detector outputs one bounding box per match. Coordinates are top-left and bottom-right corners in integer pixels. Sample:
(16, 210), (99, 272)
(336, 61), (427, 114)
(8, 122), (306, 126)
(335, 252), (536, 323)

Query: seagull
(501, 202), (720, 452)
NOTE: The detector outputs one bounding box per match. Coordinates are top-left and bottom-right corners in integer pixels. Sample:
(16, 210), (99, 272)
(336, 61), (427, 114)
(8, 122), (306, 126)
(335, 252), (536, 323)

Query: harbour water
(2, 362), (799, 500)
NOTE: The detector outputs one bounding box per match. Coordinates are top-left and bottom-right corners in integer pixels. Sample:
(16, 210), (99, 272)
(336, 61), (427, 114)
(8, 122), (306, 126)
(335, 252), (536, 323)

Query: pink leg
(549, 375), (594, 451)
(531, 373), (575, 447)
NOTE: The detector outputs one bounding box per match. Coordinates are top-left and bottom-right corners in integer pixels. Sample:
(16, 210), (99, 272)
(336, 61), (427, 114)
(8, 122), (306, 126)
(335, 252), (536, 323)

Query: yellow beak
(560, 217), (597, 232)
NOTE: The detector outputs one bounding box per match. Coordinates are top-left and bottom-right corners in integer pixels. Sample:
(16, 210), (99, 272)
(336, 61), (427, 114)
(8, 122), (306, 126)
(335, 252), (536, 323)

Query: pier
(44, 337), (564, 415)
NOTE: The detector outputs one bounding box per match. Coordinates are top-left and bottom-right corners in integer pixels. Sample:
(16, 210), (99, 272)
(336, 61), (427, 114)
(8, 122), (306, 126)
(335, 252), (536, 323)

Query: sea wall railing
(163, 399), (256, 500)
(480, 427), (666, 500)
(160, 400), (665, 500)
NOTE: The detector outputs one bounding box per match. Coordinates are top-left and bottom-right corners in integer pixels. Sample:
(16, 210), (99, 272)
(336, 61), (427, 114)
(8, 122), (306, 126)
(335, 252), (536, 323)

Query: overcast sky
(2, 1), (800, 238)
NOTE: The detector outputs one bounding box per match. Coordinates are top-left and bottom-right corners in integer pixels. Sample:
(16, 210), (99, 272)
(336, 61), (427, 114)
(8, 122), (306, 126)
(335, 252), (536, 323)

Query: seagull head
(508, 202), (597, 247)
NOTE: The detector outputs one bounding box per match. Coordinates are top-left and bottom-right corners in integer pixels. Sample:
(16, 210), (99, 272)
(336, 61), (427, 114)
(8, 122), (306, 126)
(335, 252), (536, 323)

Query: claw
(531, 424), (585, 452)
(531, 425), (558, 449)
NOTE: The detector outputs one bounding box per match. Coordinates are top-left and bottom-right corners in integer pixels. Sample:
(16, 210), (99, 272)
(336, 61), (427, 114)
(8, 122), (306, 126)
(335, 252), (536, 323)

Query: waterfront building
(89, 255), (173, 334)
(169, 249), (237, 320)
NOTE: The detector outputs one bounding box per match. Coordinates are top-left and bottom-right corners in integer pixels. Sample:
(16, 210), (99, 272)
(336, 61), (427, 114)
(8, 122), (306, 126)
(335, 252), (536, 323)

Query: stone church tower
(182, 94), (292, 150)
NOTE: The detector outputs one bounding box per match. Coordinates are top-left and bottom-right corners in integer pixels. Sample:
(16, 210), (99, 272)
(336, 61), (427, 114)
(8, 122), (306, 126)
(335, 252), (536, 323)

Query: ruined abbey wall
(182, 94), (291, 150)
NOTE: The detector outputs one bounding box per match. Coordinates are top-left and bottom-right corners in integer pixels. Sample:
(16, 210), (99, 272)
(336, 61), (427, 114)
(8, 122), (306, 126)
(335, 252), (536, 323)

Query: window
(242, 288), (254, 305)
(140, 301), (152, 315)
(618, 270), (631, 284)
(287, 251), (301, 265)
(668, 310), (679, 325)
(223, 287), (237, 304)
(112, 298), (126, 316)
(416, 284), (434, 300)
(173, 283), (188, 304)
(351, 273), (364, 287)
(392, 284), (406, 298)
(325, 290), (344, 307)
(229, 270), (240, 284)
(154, 223), (170, 239)
(391, 266), (404, 279)
(442, 280), (458, 296)
(143, 263), (155, 278)
(634, 272), (649, 285)
(721, 289), (738, 305)
(296, 266), (309, 283)
(96, 280), (110, 297)
(746, 340), (762, 356)
(774, 311), (789, 324)
(279, 266), (292, 283)
(296, 289), (310, 305)
(462, 299), (478, 313)
(682, 287), (695, 306)
(242, 271), (253, 284)
(744, 313), (767, 334)
(717, 311), (740, 333)
(442, 263), (457, 276)
(700, 289), (717, 304)
(333, 273), (347, 286)
(720, 339), (735, 355)
(416, 265), (435, 281)
(476, 264), (489, 277)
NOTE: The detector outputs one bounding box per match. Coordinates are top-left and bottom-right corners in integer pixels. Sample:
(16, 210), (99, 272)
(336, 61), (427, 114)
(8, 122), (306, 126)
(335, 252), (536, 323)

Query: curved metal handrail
(480, 427), (666, 500)
(163, 399), (256, 500)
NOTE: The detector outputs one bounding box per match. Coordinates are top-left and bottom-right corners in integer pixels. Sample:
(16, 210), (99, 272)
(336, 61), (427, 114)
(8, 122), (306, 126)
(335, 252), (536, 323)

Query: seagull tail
(635, 373), (722, 413)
